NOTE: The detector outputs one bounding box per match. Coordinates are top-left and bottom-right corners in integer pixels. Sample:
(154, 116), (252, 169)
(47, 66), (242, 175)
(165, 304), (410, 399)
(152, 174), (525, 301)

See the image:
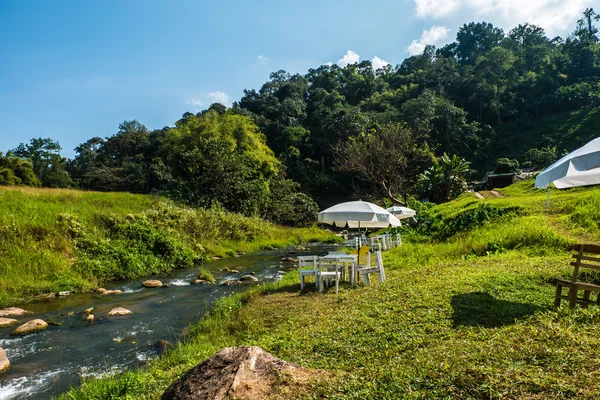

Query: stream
(0, 244), (333, 399)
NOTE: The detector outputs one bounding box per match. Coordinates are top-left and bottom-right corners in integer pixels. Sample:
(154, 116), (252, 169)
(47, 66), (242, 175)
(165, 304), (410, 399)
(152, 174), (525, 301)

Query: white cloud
(407, 25), (450, 55)
(187, 91), (230, 111)
(337, 50), (360, 67)
(414, 0), (460, 18)
(412, 0), (594, 37)
(257, 54), (268, 64)
(207, 90), (230, 106)
(325, 61), (333, 67)
(186, 96), (203, 112)
(371, 56), (390, 70)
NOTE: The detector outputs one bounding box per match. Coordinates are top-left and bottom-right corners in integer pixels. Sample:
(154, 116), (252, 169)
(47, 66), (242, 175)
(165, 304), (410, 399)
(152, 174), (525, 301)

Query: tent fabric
(318, 201), (401, 228)
(535, 137), (600, 189)
(386, 206), (416, 219)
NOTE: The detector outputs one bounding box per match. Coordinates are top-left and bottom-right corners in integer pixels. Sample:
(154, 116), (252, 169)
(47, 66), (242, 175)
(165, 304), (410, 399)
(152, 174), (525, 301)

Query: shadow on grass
(451, 292), (544, 328)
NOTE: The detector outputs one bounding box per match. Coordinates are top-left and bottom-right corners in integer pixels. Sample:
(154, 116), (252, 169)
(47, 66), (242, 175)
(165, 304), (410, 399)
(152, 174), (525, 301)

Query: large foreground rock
(160, 346), (323, 400)
(142, 280), (163, 288)
(0, 318), (19, 328)
(107, 307), (133, 317)
(0, 307), (33, 318)
(0, 348), (9, 373)
(11, 319), (48, 336)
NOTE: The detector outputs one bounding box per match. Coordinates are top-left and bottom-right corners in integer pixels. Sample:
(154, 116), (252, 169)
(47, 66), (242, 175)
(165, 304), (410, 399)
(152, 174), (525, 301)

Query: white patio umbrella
(318, 200), (400, 267)
(535, 137), (600, 207)
(386, 206), (416, 220)
(318, 201), (401, 229)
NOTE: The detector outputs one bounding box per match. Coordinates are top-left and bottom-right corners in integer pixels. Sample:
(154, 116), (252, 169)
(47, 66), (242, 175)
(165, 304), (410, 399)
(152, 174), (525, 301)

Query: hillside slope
(62, 179), (600, 399)
(0, 186), (336, 307)
(477, 105), (600, 172)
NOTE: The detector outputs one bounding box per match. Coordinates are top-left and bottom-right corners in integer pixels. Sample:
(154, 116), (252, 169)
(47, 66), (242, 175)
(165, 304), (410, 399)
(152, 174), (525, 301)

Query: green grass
(59, 179), (600, 399)
(0, 186), (339, 307)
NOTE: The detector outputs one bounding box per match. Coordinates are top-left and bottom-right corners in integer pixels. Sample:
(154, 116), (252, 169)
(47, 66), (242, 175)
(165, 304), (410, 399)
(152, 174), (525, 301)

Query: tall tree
(333, 124), (427, 204)
(13, 138), (72, 187)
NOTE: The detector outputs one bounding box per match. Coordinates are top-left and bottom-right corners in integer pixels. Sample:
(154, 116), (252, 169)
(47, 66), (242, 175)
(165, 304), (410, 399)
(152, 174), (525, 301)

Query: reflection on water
(0, 245), (332, 399)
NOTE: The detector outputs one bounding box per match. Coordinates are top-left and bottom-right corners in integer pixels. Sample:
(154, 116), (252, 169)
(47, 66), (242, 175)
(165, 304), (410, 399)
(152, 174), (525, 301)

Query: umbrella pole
(357, 221), (361, 268)
(546, 186), (550, 210)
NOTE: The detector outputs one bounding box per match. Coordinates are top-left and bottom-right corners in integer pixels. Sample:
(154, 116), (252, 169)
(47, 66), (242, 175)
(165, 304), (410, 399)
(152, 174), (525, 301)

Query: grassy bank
(0, 186), (338, 307)
(60, 179), (600, 399)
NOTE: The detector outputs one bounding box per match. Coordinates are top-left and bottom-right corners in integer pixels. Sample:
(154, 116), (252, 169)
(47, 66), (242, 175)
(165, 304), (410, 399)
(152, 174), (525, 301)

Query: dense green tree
(455, 22), (505, 65)
(0, 152), (41, 186)
(401, 90), (481, 156)
(159, 111), (279, 215)
(13, 138), (72, 187)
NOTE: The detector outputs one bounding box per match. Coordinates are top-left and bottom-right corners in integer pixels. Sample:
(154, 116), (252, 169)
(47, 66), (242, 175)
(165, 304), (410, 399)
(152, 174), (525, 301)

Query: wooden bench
(555, 244), (600, 309)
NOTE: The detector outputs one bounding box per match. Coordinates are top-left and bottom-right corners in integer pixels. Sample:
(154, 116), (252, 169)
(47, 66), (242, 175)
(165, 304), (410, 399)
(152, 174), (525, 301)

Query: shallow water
(0, 245), (332, 399)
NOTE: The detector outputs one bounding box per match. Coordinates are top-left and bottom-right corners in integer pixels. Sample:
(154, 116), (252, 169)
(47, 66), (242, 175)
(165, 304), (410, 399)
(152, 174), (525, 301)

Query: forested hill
(237, 9), (600, 204)
(1, 9), (600, 219)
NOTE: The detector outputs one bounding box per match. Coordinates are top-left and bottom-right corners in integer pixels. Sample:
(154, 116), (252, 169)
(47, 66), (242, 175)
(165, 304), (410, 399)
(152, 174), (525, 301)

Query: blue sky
(0, 0), (593, 157)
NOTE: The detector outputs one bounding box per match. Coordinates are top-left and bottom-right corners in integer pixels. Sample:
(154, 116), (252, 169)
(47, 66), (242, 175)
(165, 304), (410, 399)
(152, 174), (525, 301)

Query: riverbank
(61, 180), (600, 399)
(0, 186), (339, 307)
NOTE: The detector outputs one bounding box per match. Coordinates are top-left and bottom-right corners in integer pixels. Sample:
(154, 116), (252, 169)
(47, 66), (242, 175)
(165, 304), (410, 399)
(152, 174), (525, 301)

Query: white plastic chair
(317, 258), (341, 294)
(297, 255), (318, 290)
(337, 255), (357, 285)
(357, 251), (386, 285)
(319, 255), (347, 282)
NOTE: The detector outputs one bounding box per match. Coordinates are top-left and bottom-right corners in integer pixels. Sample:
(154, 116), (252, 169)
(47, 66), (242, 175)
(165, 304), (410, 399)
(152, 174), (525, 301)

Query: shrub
(266, 192), (319, 227)
(414, 203), (522, 241)
(494, 158), (520, 174)
(197, 267), (215, 283)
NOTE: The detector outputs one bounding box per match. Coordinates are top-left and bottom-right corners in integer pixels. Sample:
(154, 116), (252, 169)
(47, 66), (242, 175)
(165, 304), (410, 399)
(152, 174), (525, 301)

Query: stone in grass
(160, 346), (324, 400)
(11, 319), (49, 336)
(0, 348), (9, 374)
(142, 280), (163, 288)
(0, 318), (19, 328)
(0, 307), (33, 318)
(107, 307), (133, 317)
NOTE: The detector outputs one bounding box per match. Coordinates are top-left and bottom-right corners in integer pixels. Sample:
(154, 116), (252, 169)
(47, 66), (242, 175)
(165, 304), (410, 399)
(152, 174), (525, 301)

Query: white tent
(386, 206), (416, 220)
(318, 201), (401, 229)
(535, 137), (600, 189)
